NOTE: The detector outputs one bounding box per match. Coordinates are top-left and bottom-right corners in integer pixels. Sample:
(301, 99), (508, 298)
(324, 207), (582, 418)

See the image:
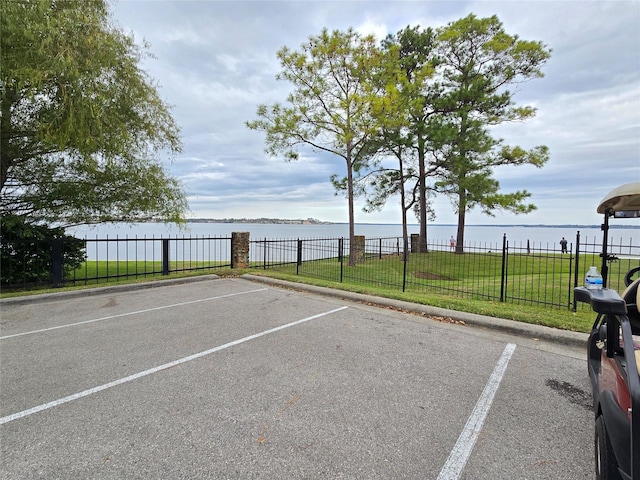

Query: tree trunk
(454, 111), (470, 255)
(346, 149), (357, 266)
(417, 133), (427, 252)
(400, 171), (409, 261)
(455, 189), (466, 254)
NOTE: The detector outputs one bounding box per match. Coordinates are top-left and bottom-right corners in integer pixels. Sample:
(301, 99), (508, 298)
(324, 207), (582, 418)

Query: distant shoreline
(186, 217), (332, 225)
(183, 219), (636, 229)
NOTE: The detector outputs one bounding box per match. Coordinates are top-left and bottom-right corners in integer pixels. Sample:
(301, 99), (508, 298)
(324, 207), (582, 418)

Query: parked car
(575, 182), (640, 480)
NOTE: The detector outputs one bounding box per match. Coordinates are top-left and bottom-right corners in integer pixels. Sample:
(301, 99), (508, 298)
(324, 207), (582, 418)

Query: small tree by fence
(1, 229), (637, 311)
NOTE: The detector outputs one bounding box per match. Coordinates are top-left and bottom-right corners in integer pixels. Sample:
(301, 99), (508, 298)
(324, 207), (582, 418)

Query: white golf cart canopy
(597, 182), (640, 216)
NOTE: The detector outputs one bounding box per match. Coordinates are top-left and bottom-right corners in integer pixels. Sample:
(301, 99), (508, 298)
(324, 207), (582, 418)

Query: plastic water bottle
(585, 266), (603, 290)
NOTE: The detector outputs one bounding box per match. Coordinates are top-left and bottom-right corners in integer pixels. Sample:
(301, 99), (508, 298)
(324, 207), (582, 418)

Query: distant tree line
(187, 217), (331, 224)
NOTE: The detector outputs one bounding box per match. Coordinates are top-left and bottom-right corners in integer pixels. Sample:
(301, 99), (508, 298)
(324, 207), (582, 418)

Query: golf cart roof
(597, 182), (640, 214)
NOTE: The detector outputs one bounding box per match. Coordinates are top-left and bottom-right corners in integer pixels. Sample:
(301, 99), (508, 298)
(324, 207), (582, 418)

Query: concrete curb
(241, 274), (589, 349)
(0, 274), (220, 306)
(1, 273), (589, 349)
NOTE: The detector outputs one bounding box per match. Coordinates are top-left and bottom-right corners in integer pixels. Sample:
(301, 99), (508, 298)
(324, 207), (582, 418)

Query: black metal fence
(1, 235), (232, 289)
(2, 231), (638, 311)
(248, 232), (638, 310)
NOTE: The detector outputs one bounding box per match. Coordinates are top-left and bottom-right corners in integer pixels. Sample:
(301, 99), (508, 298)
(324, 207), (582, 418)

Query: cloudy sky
(110, 0), (639, 226)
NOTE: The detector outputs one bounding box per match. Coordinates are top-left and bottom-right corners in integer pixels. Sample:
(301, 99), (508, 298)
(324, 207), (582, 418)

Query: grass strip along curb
(241, 274), (589, 350)
(0, 275), (221, 306)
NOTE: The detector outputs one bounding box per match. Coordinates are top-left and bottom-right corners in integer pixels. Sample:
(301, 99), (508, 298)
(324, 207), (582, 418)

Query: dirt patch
(414, 271), (453, 281)
(359, 301), (466, 325)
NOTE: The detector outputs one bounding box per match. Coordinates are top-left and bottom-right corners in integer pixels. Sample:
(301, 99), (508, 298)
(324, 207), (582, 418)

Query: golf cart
(575, 182), (640, 480)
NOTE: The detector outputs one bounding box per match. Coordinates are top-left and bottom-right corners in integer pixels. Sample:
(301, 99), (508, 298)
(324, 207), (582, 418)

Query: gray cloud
(112, 0), (640, 225)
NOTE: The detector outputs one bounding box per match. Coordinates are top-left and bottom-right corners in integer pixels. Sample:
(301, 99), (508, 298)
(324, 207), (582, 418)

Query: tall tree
(434, 14), (551, 252)
(359, 34), (429, 253)
(376, 26), (440, 252)
(1, 0), (187, 226)
(246, 28), (382, 265)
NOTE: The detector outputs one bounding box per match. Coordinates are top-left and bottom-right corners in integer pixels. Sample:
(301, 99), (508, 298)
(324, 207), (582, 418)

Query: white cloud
(355, 18), (389, 41)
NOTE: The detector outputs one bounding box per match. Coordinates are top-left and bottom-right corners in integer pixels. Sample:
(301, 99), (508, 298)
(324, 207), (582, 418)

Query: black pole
(573, 230), (581, 311)
(263, 238), (267, 270)
(339, 237), (344, 282)
(51, 238), (64, 287)
(601, 212), (610, 287)
(500, 234), (507, 302)
(162, 239), (169, 275)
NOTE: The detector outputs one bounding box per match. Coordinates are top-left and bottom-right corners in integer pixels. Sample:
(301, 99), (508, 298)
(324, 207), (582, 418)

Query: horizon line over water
(68, 222), (638, 249)
(320, 222), (636, 229)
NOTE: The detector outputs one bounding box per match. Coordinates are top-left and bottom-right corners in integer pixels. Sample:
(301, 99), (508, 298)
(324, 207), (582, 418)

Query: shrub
(0, 215), (86, 286)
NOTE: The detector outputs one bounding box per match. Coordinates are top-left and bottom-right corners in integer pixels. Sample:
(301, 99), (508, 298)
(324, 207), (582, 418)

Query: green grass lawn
(269, 249), (628, 303)
(255, 250), (599, 333)
(249, 269), (597, 333)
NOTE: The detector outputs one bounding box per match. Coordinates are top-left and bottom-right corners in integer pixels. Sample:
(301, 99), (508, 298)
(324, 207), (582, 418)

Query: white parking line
(0, 305), (348, 425)
(436, 343), (517, 480)
(0, 288), (268, 340)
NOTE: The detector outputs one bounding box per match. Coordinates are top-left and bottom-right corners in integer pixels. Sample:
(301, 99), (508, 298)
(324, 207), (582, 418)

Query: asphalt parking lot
(1, 276), (594, 479)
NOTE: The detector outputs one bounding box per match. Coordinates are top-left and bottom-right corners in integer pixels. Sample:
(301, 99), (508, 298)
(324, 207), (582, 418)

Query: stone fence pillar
(231, 232), (250, 268)
(410, 234), (419, 253)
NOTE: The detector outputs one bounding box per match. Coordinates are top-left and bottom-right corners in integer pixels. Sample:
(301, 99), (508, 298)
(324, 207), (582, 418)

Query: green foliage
(248, 17), (551, 255)
(247, 28), (385, 265)
(1, 0), (187, 226)
(247, 28), (382, 166)
(361, 17), (551, 253)
(1, 215), (86, 286)
(369, 26), (440, 248)
(430, 14), (551, 250)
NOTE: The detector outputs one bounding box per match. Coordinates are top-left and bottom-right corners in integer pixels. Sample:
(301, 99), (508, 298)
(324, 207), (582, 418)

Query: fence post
(297, 239), (303, 271)
(402, 236), (408, 292)
(500, 234), (507, 302)
(600, 215), (610, 288)
(263, 238), (267, 270)
(572, 230), (581, 311)
(402, 235), (408, 262)
(339, 237), (344, 282)
(51, 238), (64, 287)
(162, 239), (170, 275)
(568, 239), (575, 311)
(231, 232), (250, 269)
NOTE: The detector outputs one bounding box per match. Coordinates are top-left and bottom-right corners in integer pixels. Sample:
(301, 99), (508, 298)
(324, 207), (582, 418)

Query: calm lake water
(69, 222), (638, 250)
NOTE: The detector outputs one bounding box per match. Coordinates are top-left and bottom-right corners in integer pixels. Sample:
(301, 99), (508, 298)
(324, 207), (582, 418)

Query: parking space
(1, 277), (593, 479)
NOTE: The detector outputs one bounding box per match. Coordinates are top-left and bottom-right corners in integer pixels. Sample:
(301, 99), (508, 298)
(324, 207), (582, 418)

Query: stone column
(231, 232), (250, 268)
(410, 234), (419, 253)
